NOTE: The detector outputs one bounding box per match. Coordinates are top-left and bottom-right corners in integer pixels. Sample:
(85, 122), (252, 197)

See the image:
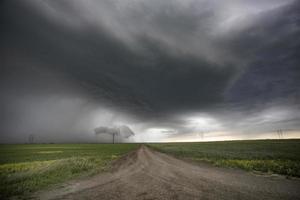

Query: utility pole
(28, 134), (34, 144)
(200, 131), (204, 140)
(277, 129), (284, 139)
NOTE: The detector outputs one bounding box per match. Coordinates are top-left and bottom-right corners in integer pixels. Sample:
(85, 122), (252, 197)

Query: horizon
(1, 138), (300, 145)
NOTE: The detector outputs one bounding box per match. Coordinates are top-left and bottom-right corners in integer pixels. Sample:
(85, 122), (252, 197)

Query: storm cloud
(1, 0), (299, 143)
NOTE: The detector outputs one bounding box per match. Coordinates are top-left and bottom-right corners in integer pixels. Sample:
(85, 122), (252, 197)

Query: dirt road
(37, 145), (300, 200)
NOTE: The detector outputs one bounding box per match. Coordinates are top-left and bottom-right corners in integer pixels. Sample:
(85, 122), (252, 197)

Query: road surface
(37, 145), (300, 200)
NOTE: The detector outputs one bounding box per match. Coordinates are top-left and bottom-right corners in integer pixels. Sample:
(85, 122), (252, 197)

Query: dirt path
(37, 145), (300, 200)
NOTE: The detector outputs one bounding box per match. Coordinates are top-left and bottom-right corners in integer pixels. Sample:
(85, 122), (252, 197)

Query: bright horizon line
(1, 138), (300, 145)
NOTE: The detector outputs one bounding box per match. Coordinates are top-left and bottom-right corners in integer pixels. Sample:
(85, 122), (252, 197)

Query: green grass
(148, 139), (300, 177)
(0, 143), (139, 199)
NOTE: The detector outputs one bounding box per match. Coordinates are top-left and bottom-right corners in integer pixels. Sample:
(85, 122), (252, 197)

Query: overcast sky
(1, 0), (300, 143)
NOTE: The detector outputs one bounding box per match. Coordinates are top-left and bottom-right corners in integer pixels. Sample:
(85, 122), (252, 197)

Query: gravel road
(37, 145), (300, 200)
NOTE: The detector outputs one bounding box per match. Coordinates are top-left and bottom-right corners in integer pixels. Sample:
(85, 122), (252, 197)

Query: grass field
(0, 143), (139, 199)
(2, 140), (299, 199)
(148, 139), (300, 177)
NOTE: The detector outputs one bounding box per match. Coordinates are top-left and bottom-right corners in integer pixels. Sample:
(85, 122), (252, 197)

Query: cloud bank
(1, 0), (299, 142)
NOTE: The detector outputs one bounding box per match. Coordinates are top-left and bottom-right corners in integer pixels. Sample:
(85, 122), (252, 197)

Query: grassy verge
(0, 144), (139, 199)
(148, 139), (300, 177)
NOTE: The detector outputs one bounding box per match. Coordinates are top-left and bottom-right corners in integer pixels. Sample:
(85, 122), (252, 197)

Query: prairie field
(148, 139), (300, 177)
(0, 143), (139, 199)
(1, 140), (300, 199)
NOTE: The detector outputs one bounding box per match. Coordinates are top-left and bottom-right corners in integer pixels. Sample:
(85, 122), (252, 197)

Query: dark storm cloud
(225, 1), (300, 105)
(1, 0), (300, 142)
(1, 0), (237, 115)
(94, 125), (134, 138)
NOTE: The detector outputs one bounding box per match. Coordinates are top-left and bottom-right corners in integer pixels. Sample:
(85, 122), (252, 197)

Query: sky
(1, 0), (300, 143)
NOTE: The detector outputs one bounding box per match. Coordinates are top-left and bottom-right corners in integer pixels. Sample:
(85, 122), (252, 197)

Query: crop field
(148, 139), (300, 177)
(0, 143), (139, 199)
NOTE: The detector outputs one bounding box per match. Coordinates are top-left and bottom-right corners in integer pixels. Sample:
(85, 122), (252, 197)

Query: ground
(148, 139), (300, 177)
(1, 140), (300, 199)
(36, 145), (300, 200)
(0, 144), (139, 199)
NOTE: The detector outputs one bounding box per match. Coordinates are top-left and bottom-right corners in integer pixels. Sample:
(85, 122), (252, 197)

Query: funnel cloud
(94, 125), (135, 143)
